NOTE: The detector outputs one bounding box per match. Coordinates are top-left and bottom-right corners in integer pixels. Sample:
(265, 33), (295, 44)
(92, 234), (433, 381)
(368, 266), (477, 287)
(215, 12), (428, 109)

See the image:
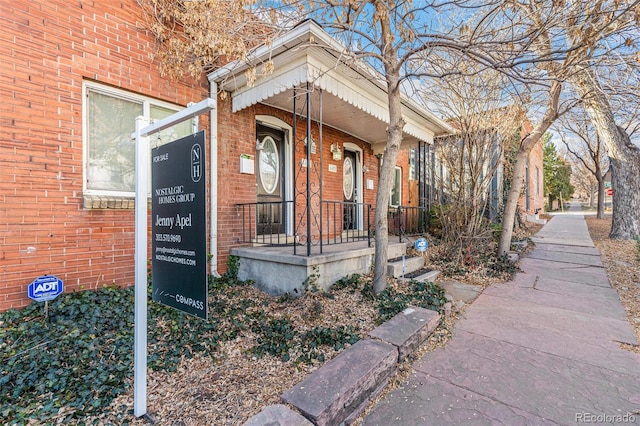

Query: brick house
(434, 115), (544, 223)
(209, 20), (450, 295)
(1, 3), (450, 310)
(518, 121), (546, 216)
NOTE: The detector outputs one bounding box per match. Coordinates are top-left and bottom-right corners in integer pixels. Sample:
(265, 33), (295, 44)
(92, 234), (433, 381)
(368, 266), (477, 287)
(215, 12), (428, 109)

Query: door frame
(256, 115), (293, 235)
(343, 142), (364, 231)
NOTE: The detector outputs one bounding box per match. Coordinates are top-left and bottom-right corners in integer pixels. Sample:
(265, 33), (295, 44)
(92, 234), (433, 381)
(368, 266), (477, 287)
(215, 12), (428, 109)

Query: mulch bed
(87, 217), (640, 425)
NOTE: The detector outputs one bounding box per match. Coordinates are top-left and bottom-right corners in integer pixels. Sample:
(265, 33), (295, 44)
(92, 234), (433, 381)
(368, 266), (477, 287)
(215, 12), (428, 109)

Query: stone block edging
(244, 306), (441, 425)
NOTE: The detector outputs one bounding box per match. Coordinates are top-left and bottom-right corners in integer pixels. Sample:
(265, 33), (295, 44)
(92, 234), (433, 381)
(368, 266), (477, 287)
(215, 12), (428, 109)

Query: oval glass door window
(259, 136), (279, 194)
(343, 156), (354, 200)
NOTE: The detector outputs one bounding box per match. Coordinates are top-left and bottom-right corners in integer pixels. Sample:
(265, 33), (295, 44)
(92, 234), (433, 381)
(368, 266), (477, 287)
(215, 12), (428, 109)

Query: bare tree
(139, 0), (640, 292)
(557, 108), (609, 218)
(137, 0), (278, 79)
(569, 66), (640, 238)
(565, 150), (599, 208)
(489, 0), (640, 252)
(278, 0), (499, 293)
(421, 62), (524, 263)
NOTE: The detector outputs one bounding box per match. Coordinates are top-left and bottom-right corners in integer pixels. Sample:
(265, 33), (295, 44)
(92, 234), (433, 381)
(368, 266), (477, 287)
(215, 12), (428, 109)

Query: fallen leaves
(586, 216), (640, 351)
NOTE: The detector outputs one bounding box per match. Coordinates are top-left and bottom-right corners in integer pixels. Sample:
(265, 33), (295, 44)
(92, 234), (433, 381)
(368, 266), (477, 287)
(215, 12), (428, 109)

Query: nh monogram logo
(191, 144), (202, 182)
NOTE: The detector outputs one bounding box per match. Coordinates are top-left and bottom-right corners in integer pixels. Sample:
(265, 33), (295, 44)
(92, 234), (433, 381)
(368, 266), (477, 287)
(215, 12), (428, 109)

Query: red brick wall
(396, 149), (410, 206)
(0, 1), (207, 310)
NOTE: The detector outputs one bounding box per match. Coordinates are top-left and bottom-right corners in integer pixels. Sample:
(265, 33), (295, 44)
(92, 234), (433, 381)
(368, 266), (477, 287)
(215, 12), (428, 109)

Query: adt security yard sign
(28, 275), (64, 302)
(415, 237), (429, 252)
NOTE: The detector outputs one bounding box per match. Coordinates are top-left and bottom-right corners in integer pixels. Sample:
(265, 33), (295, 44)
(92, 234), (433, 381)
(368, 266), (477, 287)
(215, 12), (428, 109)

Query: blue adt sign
(28, 275), (64, 302)
(415, 237), (429, 252)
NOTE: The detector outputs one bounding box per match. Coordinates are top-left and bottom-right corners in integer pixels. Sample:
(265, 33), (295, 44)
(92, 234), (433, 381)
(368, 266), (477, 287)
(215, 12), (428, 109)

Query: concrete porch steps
(410, 269), (440, 283)
(387, 255), (424, 278)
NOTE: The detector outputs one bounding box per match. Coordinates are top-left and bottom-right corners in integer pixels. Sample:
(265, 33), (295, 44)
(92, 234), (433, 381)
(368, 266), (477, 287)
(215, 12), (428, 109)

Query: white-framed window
(83, 82), (192, 196)
(390, 166), (402, 207)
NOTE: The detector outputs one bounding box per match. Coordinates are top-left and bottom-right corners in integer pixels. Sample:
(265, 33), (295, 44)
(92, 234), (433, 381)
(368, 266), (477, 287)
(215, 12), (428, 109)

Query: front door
(343, 150), (358, 230)
(256, 124), (285, 235)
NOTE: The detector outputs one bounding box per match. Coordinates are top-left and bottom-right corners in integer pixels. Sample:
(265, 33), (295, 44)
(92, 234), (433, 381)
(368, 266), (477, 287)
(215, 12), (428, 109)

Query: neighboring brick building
(436, 114), (544, 222)
(1, 6), (449, 310)
(518, 121), (546, 215)
(498, 120), (546, 218)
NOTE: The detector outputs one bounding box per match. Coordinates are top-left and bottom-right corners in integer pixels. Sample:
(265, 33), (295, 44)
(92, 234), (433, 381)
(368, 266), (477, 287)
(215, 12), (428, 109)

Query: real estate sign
(151, 131), (207, 319)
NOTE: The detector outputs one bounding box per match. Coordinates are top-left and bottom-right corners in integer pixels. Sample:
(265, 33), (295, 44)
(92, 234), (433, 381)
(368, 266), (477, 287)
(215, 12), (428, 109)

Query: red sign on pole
(606, 188), (613, 196)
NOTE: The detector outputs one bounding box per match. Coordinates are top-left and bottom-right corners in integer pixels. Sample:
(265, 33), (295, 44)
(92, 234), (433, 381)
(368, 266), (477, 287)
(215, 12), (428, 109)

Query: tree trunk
(569, 68), (640, 239)
(498, 150), (528, 255)
(372, 23), (405, 294)
(609, 158), (640, 239)
(596, 173), (604, 219)
(497, 82), (562, 256)
(372, 98), (404, 294)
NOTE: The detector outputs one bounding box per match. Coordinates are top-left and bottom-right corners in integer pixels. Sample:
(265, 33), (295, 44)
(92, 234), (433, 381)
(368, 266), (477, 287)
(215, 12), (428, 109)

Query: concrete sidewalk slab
(438, 280), (482, 304)
(530, 235), (595, 246)
(506, 272), (614, 294)
(362, 373), (555, 426)
(525, 249), (603, 267)
(532, 242), (601, 255)
(518, 258), (610, 286)
(461, 293), (637, 347)
(458, 295), (640, 375)
(483, 279), (628, 319)
(410, 332), (640, 425)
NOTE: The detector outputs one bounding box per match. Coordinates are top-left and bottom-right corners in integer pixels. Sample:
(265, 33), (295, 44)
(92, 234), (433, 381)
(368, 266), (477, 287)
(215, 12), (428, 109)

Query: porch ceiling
(251, 86), (396, 147)
(209, 20), (452, 151)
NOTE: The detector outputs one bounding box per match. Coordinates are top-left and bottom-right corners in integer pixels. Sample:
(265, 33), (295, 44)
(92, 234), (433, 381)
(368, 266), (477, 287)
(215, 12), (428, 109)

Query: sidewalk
(363, 202), (640, 425)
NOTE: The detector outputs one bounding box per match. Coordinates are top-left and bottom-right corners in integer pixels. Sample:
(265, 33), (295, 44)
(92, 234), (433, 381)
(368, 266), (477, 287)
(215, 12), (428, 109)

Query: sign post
(28, 275), (64, 321)
(133, 116), (149, 419)
(132, 98), (214, 418)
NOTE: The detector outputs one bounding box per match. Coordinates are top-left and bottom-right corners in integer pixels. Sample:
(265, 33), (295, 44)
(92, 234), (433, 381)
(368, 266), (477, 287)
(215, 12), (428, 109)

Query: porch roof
(208, 20), (452, 151)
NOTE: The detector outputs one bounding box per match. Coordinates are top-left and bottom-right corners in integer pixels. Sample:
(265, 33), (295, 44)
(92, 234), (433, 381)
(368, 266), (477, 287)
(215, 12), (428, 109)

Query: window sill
(83, 194), (136, 210)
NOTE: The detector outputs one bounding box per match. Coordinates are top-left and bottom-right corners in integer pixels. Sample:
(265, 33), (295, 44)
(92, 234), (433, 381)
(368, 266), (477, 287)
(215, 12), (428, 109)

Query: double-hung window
(83, 82), (192, 197)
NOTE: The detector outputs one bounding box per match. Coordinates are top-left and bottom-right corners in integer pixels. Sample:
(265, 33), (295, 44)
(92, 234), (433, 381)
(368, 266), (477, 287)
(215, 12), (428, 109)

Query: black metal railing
(236, 201), (427, 249)
(388, 205), (430, 242)
(235, 201), (294, 246)
(321, 200), (372, 247)
(235, 200), (372, 250)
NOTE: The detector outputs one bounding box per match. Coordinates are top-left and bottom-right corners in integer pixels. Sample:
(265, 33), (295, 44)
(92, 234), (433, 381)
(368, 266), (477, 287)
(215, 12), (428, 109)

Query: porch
(231, 202), (433, 296)
(209, 20), (450, 289)
(232, 240), (395, 296)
